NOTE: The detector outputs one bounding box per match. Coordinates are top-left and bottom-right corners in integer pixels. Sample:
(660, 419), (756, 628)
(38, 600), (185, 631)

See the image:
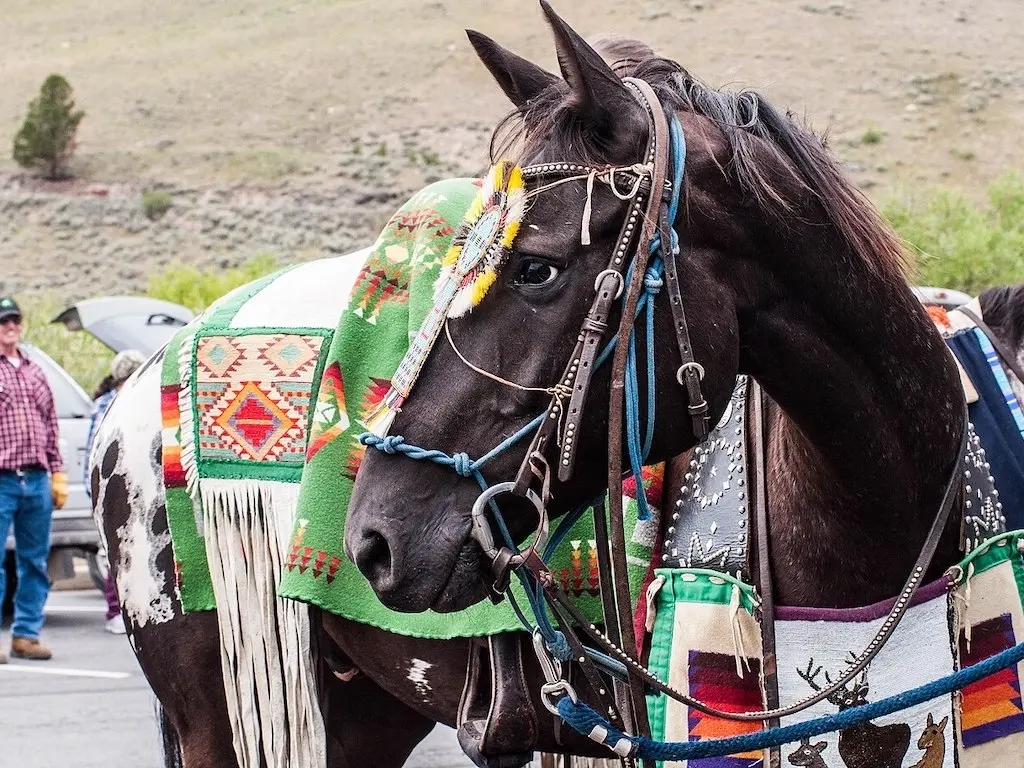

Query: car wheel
(86, 550), (109, 592)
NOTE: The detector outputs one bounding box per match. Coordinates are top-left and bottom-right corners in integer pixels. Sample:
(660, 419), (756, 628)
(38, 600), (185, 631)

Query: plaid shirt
(0, 348), (63, 473)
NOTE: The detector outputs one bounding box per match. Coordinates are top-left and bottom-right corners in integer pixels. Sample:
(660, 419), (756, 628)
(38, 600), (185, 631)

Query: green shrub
(883, 171), (1024, 296)
(147, 252), (283, 312)
(20, 293), (112, 395)
(861, 125), (883, 145)
(142, 189), (173, 220)
(12, 74), (85, 180)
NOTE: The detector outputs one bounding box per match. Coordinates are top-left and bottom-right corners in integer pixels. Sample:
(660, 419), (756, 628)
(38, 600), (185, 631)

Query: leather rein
(448, 78), (969, 760)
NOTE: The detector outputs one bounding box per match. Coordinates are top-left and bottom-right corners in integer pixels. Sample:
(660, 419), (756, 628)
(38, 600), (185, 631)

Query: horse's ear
(938, 715), (949, 731)
(927, 713), (934, 727)
(813, 742), (827, 753)
(466, 29), (561, 110)
(538, 1), (636, 130)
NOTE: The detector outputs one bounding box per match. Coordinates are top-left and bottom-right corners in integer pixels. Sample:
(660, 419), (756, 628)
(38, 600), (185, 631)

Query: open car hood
(52, 296), (194, 356)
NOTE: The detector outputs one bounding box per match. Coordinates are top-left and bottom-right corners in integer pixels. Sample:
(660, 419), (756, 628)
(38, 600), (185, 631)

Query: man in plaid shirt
(0, 296), (68, 662)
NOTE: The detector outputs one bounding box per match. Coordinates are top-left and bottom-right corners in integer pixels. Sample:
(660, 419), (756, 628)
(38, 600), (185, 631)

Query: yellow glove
(51, 472), (69, 510)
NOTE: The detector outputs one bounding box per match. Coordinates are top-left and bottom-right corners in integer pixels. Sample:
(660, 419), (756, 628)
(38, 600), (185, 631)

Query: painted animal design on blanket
(797, 656), (911, 768)
(787, 738), (830, 767)
(909, 713), (948, 768)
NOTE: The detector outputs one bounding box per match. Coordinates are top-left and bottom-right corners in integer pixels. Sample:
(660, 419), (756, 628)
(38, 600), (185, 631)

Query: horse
(344, 0), (981, 756)
(91, 5), (1024, 768)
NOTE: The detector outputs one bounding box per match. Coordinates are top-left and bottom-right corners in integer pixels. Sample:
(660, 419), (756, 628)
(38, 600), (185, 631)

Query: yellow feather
(501, 220), (521, 248)
(442, 244), (462, 267)
(466, 194), (484, 223)
(471, 269), (498, 306)
(507, 164), (524, 195)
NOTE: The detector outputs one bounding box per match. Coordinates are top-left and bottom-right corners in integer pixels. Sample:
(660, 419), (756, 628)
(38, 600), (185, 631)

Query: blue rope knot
(643, 269), (663, 295)
(379, 435), (406, 454)
(546, 631), (572, 662)
(452, 452), (474, 478)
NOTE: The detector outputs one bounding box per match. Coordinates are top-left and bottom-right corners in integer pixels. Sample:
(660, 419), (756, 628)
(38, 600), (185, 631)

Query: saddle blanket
(160, 177), (660, 637)
(645, 531), (1024, 768)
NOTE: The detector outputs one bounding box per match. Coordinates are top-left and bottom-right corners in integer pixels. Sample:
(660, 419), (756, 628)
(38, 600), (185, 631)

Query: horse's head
(346, 3), (765, 613)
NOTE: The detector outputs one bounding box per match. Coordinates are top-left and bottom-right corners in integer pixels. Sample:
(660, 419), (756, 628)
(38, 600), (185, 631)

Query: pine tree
(12, 74), (85, 180)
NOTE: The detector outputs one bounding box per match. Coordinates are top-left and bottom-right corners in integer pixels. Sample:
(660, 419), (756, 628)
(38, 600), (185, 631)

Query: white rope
(580, 169), (596, 246)
(522, 164), (651, 247)
(607, 164), (652, 200)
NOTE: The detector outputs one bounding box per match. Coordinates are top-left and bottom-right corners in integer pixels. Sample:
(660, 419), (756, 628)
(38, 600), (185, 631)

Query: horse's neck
(745, 259), (963, 608)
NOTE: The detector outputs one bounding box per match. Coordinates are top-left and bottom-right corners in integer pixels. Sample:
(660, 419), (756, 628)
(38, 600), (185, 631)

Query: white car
(3, 297), (193, 601)
(912, 286), (972, 310)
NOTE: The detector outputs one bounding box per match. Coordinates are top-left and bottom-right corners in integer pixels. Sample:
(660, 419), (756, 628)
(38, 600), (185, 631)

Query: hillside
(2, 0), (1022, 298)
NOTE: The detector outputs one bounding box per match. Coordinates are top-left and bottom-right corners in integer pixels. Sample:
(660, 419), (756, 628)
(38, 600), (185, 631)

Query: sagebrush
(142, 189), (173, 220)
(22, 173), (1024, 394)
(147, 252), (282, 312)
(885, 171), (1024, 295)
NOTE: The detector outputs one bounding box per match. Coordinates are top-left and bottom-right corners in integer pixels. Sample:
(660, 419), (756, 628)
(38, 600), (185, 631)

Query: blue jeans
(0, 469), (52, 639)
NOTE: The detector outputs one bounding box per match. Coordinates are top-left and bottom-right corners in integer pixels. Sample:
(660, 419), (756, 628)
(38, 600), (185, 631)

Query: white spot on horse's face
(528, 224), (540, 230)
(407, 658), (433, 701)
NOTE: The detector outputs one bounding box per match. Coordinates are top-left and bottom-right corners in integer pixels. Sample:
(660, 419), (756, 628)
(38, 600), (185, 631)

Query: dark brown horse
(345, 3), (964, 613)
(91, 5), (1023, 768)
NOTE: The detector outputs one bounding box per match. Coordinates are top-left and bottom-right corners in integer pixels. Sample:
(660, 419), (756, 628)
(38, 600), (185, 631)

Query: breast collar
(661, 375), (1002, 581)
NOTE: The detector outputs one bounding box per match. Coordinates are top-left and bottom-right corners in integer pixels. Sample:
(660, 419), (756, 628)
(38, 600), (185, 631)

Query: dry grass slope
(3, 0), (1022, 194)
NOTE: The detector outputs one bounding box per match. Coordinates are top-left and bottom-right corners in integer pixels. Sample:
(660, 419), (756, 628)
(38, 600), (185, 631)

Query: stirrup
(456, 634), (537, 768)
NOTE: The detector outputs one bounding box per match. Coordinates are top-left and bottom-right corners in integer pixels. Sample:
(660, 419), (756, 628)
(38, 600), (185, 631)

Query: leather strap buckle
(594, 269), (624, 299)
(676, 361), (705, 385)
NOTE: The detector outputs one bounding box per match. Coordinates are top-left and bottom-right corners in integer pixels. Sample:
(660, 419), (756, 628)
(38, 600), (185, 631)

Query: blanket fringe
(176, 329), (201, 521)
(201, 478), (327, 768)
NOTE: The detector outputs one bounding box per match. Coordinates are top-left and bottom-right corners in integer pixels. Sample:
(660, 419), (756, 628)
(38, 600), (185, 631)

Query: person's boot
(11, 636), (52, 661)
(0, 646), (7, 664)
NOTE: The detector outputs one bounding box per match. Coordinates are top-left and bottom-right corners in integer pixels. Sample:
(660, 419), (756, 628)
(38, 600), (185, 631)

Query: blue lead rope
(557, 638), (1024, 761)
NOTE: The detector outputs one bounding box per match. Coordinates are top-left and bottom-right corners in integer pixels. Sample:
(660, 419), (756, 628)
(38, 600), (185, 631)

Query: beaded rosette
(365, 160), (526, 437)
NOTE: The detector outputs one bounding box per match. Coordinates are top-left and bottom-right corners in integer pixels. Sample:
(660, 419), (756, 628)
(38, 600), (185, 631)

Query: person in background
(0, 296), (68, 662)
(85, 349), (145, 635)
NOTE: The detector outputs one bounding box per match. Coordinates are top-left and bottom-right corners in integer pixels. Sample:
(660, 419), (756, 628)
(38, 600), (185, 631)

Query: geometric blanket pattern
(686, 650), (764, 768)
(196, 334), (324, 464)
(958, 613), (1024, 747)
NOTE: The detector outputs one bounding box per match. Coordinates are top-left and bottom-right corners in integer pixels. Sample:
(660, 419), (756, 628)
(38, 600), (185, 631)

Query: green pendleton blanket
(161, 177), (660, 638)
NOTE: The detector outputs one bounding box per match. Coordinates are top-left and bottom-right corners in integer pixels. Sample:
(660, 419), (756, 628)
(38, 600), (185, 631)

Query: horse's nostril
(357, 529), (394, 585)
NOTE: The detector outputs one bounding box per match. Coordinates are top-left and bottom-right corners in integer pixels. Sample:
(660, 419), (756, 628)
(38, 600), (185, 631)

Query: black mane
(980, 283), (1024, 355)
(491, 44), (907, 285)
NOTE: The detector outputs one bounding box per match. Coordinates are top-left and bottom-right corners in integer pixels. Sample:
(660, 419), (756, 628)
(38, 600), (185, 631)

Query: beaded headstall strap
(365, 160), (527, 437)
(509, 158), (657, 495)
(365, 156), (654, 440)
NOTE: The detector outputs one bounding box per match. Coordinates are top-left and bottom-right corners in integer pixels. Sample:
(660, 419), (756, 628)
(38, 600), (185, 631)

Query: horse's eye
(514, 259), (560, 287)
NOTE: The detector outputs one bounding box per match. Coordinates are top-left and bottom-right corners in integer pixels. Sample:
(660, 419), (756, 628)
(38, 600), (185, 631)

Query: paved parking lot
(0, 587), (476, 768)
